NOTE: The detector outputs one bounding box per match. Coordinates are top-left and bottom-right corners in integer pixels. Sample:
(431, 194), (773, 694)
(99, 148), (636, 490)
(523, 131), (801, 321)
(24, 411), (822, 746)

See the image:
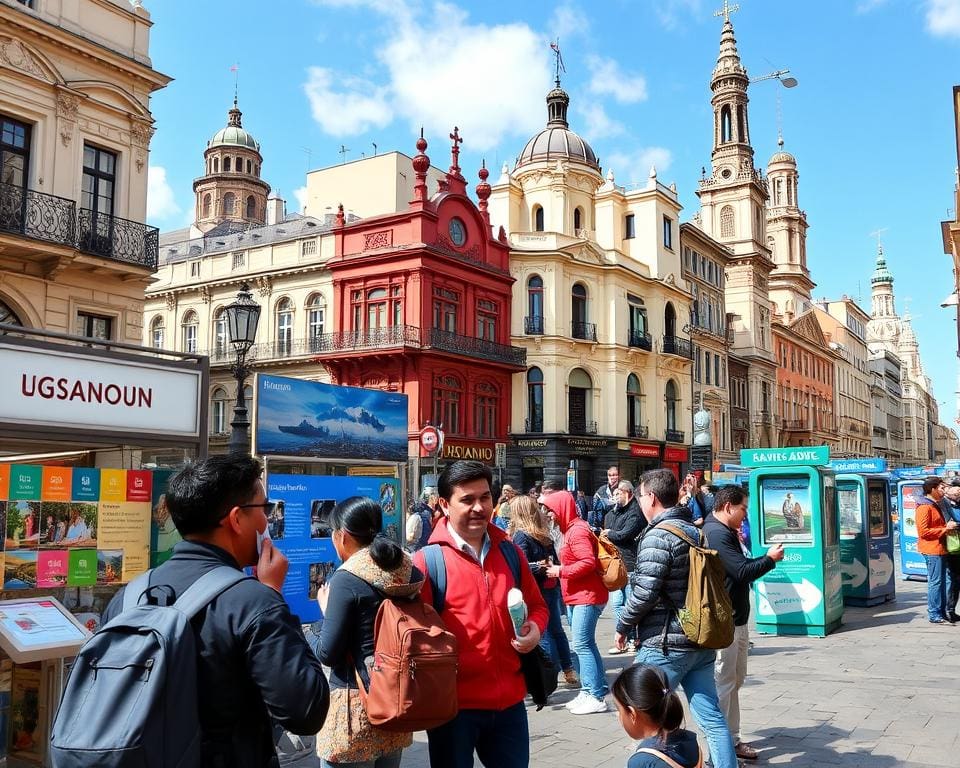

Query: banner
(265, 474), (401, 622)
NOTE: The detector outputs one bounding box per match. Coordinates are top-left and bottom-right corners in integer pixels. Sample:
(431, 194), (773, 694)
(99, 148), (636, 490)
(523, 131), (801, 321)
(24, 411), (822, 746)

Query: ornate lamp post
(224, 283), (261, 455)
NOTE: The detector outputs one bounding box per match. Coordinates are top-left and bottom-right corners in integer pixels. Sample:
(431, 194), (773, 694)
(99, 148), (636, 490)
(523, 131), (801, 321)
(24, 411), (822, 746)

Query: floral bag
(315, 684), (411, 763)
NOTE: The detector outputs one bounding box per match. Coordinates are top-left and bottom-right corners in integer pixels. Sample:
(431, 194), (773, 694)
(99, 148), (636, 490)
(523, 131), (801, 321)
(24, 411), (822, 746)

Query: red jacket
(541, 492), (608, 607)
(413, 518), (548, 711)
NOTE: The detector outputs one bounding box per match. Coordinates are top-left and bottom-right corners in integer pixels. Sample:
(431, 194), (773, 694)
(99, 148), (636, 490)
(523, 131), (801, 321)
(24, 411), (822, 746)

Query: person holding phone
(703, 485), (784, 762)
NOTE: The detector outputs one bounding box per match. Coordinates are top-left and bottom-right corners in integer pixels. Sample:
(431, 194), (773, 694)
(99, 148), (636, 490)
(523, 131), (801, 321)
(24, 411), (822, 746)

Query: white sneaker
(564, 691), (589, 710)
(569, 694), (609, 715)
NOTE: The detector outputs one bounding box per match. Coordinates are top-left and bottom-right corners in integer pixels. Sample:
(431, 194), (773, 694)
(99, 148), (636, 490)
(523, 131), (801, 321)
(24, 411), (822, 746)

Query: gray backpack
(50, 566), (248, 768)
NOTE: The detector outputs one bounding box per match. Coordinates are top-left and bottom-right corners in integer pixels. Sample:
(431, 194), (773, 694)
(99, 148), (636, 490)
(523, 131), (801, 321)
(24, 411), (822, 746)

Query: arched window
(664, 302), (677, 338)
(367, 287), (388, 330)
(526, 275), (544, 333)
(568, 367), (593, 434)
(474, 381), (499, 438)
(181, 310), (199, 353)
(222, 192), (235, 216)
(571, 283), (588, 338)
(213, 308), (228, 357)
(665, 380), (678, 431)
(574, 207), (582, 232)
(527, 367), (544, 432)
(307, 293), (326, 349)
(433, 374), (463, 434)
(775, 178), (784, 205)
(150, 315), (164, 349)
(627, 374), (643, 437)
(767, 235), (776, 261)
(211, 387), (229, 434)
(236, 157), (243, 173)
(223, 157), (231, 173)
(737, 105), (745, 142)
(246, 159), (252, 174)
(245, 195), (256, 219)
(276, 298), (293, 355)
(202, 194), (211, 218)
(213, 157), (219, 173)
(720, 105), (732, 143)
(533, 205), (544, 232)
(719, 205), (735, 238)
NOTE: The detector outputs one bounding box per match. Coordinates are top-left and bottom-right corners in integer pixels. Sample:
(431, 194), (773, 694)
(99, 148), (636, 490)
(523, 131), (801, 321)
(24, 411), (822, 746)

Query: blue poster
(266, 474), (401, 622)
(254, 374), (409, 462)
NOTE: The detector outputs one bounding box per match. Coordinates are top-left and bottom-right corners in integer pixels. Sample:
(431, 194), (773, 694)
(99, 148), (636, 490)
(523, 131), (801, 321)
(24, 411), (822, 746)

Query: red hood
(541, 491), (579, 532)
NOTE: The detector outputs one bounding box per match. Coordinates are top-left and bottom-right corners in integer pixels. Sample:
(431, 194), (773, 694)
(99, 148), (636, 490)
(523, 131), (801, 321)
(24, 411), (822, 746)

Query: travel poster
(254, 374), (409, 462)
(266, 473), (402, 622)
(838, 486), (862, 539)
(760, 476), (813, 544)
(150, 469), (180, 567)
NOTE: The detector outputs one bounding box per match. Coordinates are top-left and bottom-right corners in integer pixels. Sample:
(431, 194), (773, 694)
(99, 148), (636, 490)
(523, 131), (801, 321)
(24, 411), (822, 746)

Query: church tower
(766, 138), (813, 321)
(865, 244), (900, 355)
(192, 99), (271, 233)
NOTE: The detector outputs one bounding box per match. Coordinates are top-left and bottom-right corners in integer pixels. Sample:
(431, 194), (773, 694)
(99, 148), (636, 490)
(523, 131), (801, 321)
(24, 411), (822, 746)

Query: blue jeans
(319, 751), (401, 768)
(426, 702), (528, 768)
(925, 554), (952, 621)
(566, 603), (608, 699)
(635, 646), (737, 768)
(540, 586), (573, 672)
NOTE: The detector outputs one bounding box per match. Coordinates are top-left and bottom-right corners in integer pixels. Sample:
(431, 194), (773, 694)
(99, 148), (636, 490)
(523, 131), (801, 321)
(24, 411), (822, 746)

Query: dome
(768, 138), (795, 166)
(515, 83), (600, 172)
(207, 100), (260, 152)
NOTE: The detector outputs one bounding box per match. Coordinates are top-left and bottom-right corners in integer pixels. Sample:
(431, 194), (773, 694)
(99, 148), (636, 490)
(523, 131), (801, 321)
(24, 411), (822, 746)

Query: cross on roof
(714, 0), (740, 22)
(449, 126), (462, 175)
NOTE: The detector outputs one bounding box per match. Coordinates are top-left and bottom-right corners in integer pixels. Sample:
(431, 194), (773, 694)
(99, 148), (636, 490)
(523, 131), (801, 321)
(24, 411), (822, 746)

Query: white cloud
(577, 102), (624, 139)
(586, 55), (648, 104)
(604, 147), (674, 187)
(293, 185), (308, 214)
(146, 165), (180, 221)
(549, 2), (590, 41)
(856, 0), (889, 13)
(654, 0), (703, 31)
(303, 67), (393, 136)
(927, 0), (960, 36)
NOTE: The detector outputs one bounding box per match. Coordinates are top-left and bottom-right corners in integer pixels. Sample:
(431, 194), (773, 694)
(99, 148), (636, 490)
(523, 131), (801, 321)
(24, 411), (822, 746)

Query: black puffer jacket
(604, 497), (644, 572)
(616, 505), (699, 651)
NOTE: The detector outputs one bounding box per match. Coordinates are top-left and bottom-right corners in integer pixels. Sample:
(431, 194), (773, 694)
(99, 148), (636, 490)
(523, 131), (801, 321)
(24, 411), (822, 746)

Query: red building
(315, 132), (526, 471)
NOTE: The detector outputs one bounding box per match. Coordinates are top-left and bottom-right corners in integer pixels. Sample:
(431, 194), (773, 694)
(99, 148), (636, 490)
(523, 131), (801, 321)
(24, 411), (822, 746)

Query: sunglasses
(238, 500), (280, 516)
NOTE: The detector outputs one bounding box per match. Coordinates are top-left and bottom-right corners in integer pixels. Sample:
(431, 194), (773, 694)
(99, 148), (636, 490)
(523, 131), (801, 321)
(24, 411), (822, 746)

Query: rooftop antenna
(338, 145), (350, 164)
(229, 63), (239, 104)
(372, 142), (378, 156)
(549, 39), (566, 86)
(300, 146), (312, 173)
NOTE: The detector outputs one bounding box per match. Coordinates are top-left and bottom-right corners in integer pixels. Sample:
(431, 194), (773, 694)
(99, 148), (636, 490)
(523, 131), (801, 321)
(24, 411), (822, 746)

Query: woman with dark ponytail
(613, 664), (703, 768)
(311, 496), (424, 767)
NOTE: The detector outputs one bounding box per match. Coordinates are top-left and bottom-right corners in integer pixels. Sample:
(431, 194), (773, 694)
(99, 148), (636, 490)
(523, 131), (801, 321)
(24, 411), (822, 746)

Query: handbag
(946, 532), (960, 554)
(315, 685), (411, 763)
(519, 645), (558, 711)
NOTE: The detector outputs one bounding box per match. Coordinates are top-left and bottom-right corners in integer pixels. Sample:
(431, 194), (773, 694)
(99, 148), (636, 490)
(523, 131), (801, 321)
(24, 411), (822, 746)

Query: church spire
(871, 242), (893, 285)
(709, 3), (753, 168)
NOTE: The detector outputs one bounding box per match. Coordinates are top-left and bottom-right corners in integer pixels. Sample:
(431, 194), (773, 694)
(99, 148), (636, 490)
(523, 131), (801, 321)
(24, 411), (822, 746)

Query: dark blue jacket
(512, 530), (559, 590)
(628, 730), (701, 768)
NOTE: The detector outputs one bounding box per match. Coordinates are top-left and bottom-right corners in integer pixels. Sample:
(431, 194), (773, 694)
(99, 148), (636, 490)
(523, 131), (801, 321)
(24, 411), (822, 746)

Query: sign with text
(828, 458), (887, 474)
(741, 446), (831, 468)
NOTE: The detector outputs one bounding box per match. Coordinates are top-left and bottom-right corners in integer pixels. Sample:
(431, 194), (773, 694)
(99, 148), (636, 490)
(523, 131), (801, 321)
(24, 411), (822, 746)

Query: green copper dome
(208, 100), (260, 151)
(871, 245), (893, 285)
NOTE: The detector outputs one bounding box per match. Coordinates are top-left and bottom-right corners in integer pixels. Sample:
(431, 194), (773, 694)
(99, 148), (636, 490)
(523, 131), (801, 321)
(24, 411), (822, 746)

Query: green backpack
(659, 523), (735, 650)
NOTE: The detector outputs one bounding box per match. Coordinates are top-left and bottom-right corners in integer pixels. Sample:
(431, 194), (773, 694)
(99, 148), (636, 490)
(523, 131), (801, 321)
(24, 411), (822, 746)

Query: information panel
(0, 597), (89, 663)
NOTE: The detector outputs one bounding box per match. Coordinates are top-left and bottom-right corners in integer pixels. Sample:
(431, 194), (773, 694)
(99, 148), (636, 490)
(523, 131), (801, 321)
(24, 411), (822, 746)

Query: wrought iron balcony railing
(0, 181), (75, 248)
(569, 420), (598, 435)
(782, 420), (811, 431)
(662, 335), (693, 359)
(77, 208), (159, 269)
(309, 325), (422, 353)
(665, 429), (685, 443)
(427, 328), (526, 367)
(524, 315), (545, 335)
(627, 424), (649, 439)
(571, 321), (597, 341)
(628, 329), (653, 351)
(525, 417), (543, 433)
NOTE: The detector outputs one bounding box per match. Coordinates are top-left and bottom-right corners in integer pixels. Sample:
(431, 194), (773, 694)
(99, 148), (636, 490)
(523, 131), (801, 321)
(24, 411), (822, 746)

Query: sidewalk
(291, 576), (960, 767)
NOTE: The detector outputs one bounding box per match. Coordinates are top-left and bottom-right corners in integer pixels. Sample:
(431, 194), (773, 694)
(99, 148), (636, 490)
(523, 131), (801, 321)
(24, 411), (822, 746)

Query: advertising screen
(838, 485), (862, 539)
(760, 476), (813, 544)
(868, 485), (888, 538)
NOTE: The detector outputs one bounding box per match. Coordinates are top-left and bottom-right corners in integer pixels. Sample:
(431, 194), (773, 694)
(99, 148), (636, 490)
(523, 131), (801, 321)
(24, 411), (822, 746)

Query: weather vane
(549, 40), (566, 86)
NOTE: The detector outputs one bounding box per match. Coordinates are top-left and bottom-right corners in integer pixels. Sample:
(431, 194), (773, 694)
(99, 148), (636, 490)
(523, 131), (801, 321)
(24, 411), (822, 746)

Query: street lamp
(750, 69), (798, 88)
(224, 283), (261, 455)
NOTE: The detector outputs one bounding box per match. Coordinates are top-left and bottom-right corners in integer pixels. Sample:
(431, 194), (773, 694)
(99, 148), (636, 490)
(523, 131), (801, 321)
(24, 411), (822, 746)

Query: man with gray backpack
(50, 454), (329, 768)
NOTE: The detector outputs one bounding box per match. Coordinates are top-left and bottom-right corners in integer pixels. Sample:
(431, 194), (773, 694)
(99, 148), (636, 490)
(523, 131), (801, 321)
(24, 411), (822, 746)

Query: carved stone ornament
(56, 93), (79, 119)
(59, 122), (74, 148)
(199, 286), (211, 304)
(130, 122), (154, 148)
(255, 276), (272, 297)
(0, 38), (46, 80)
(363, 230), (393, 250)
(135, 150), (145, 173)
(665, 273), (676, 285)
(164, 293), (176, 311)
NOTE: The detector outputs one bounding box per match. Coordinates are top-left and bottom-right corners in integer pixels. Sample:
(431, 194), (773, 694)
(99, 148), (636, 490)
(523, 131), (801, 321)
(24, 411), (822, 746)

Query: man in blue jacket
(704, 484), (784, 762)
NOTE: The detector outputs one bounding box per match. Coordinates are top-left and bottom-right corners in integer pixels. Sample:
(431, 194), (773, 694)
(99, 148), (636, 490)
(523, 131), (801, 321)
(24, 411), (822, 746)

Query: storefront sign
(664, 447), (689, 463)
(690, 445), (712, 471)
(828, 458), (887, 474)
(442, 440), (495, 463)
(740, 446), (831, 467)
(0, 343), (201, 438)
(629, 443), (660, 458)
(515, 438), (548, 448)
(494, 443), (507, 468)
(522, 456), (545, 468)
(566, 438), (609, 455)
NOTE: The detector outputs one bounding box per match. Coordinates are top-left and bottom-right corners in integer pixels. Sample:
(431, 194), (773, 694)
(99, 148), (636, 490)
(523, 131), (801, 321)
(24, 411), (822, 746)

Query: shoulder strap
(658, 522), (704, 549)
(422, 544), (447, 614)
(498, 540), (522, 587)
(172, 566), (250, 619)
(635, 746), (698, 768)
(123, 569), (153, 612)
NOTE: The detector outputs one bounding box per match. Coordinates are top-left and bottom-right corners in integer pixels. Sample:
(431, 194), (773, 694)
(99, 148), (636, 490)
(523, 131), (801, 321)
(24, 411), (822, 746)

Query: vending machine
(836, 473), (896, 606)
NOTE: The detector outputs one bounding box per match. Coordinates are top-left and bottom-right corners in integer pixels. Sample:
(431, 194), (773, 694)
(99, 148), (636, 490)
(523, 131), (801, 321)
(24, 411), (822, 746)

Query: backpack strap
(658, 522), (706, 549)
(172, 566), (250, 619)
(653, 522), (700, 653)
(122, 569), (154, 612)
(422, 544), (447, 614)
(498, 540), (522, 587)
(635, 746), (701, 768)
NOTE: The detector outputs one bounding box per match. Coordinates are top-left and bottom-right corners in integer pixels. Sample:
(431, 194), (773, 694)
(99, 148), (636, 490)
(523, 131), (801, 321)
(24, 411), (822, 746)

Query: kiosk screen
(760, 476), (813, 544)
(822, 474), (838, 546)
(838, 486), (862, 539)
(868, 487), (887, 537)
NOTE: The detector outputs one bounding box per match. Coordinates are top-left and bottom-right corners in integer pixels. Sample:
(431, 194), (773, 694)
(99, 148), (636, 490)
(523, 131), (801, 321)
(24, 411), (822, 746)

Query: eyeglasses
(238, 500), (279, 516)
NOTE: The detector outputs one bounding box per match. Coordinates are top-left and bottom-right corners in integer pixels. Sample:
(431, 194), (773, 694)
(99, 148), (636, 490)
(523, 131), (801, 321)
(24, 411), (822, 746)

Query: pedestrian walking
(312, 496), (421, 767)
(603, 479), (645, 654)
(942, 479), (960, 622)
(916, 476), (957, 624)
(405, 489), (437, 552)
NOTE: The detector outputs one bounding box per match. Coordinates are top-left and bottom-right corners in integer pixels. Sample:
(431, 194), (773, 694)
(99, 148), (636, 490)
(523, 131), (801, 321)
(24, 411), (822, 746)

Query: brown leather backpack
(355, 596), (458, 732)
(596, 531), (629, 591)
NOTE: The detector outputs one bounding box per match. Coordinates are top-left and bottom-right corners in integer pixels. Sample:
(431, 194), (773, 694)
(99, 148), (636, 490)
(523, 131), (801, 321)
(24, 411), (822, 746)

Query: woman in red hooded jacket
(543, 489), (609, 715)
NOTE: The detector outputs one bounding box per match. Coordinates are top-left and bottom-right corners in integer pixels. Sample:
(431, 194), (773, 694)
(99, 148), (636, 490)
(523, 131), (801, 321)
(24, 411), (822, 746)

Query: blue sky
(144, 0), (960, 429)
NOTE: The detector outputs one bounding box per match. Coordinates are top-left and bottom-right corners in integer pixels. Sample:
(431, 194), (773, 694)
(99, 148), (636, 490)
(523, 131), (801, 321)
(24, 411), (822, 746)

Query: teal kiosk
(742, 446), (844, 637)
(833, 465), (896, 606)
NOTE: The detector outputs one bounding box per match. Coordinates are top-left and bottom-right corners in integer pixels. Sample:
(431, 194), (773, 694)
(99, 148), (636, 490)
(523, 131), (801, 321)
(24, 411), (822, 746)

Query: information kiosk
(742, 447), (844, 637)
(0, 596), (90, 767)
(836, 472), (896, 606)
(896, 478), (927, 579)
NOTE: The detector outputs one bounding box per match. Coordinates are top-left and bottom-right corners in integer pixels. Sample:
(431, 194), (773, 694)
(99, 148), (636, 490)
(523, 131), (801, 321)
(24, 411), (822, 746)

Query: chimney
(266, 194), (285, 226)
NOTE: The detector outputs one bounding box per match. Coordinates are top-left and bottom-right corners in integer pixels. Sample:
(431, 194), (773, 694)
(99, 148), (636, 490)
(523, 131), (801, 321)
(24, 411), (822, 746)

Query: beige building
(814, 299), (872, 458)
(0, 0), (169, 343)
(869, 349), (904, 465)
(489, 82), (694, 490)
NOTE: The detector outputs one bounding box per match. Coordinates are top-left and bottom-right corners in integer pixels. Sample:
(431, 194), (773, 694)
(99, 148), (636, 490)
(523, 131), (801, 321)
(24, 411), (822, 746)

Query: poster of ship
(254, 374), (409, 462)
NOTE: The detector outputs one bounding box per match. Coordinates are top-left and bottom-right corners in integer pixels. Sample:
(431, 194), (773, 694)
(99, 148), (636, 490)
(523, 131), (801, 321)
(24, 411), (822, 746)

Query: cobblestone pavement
(286, 575), (959, 767)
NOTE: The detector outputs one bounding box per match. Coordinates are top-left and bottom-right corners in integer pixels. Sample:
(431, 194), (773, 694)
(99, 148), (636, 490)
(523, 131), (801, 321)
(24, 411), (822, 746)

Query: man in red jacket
(413, 461), (547, 768)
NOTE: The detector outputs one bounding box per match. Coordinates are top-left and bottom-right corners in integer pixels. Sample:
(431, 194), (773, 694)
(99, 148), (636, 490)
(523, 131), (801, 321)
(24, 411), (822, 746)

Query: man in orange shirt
(916, 476), (958, 624)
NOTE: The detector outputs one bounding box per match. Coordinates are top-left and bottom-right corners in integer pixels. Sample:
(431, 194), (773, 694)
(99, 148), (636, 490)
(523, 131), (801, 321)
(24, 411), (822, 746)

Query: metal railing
(427, 328), (526, 366)
(665, 429), (685, 443)
(628, 329), (653, 350)
(525, 417), (543, 433)
(782, 420), (810, 431)
(77, 208), (159, 269)
(628, 424), (649, 438)
(662, 335), (693, 358)
(569, 420), (598, 435)
(0, 181), (76, 247)
(524, 315), (545, 335)
(571, 321), (597, 341)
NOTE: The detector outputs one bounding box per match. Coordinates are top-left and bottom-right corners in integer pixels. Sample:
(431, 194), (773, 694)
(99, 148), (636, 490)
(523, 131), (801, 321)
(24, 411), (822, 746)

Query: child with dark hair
(613, 664), (702, 768)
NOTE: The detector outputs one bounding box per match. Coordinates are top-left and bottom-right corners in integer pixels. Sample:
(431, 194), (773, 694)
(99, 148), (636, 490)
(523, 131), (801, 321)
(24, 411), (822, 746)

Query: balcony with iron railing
(665, 429), (685, 443)
(0, 180), (76, 248)
(569, 420), (598, 435)
(524, 315), (544, 335)
(628, 329), (653, 351)
(571, 321), (597, 342)
(77, 208), (160, 269)
(627, 424), (649, 439)
(662, 335), (693, 359)
(782, 419), (811, 432)
(427, 328), (526, 367)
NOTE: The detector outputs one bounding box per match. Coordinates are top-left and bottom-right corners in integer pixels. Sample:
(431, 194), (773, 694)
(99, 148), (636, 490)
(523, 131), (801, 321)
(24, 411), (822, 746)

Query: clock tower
(866, 243), (900, 355)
